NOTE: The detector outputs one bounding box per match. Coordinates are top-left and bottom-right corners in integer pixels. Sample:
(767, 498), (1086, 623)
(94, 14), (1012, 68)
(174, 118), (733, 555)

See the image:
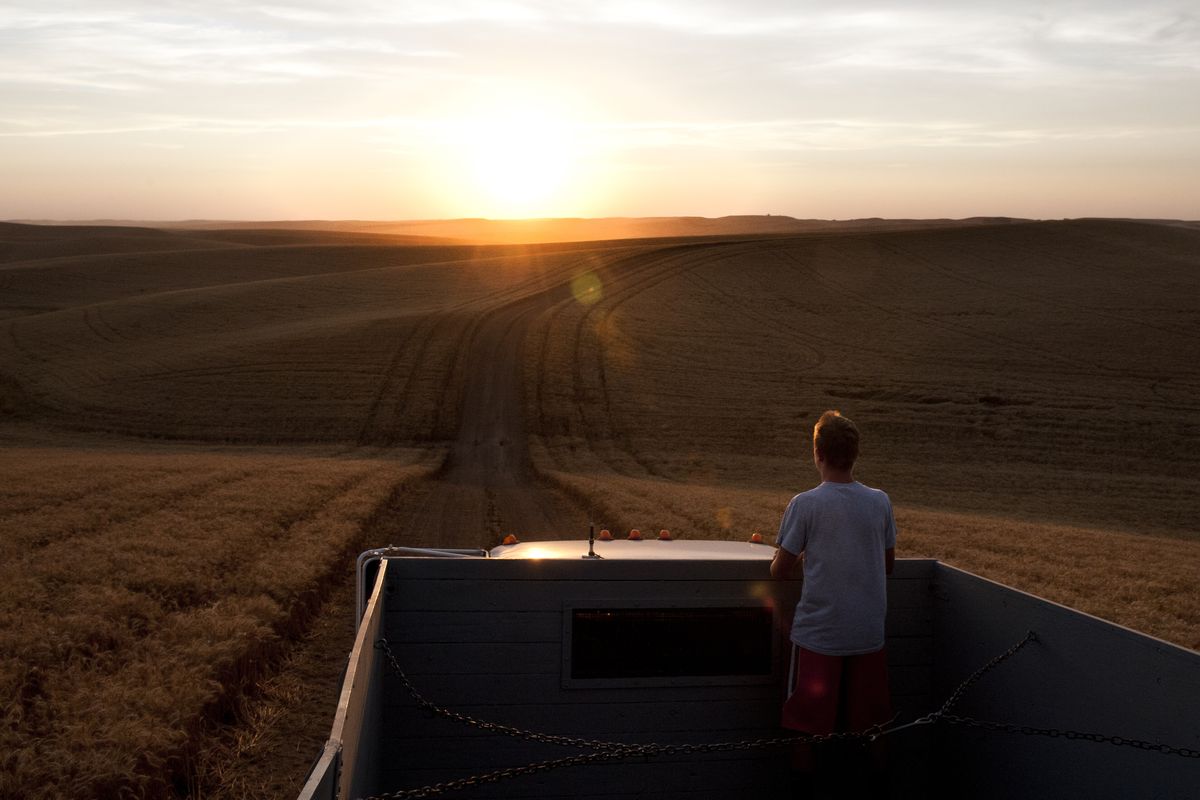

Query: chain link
(377, 637), (623, 752)
(357, 630), (1197, 800)
(866, 629), (1037, 740)
(937, 630), (1037, 717)
(940, 714), (1200, 759)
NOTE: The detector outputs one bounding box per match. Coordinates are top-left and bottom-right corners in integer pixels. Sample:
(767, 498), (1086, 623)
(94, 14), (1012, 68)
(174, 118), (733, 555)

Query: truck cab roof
(488, 538), (775, 560)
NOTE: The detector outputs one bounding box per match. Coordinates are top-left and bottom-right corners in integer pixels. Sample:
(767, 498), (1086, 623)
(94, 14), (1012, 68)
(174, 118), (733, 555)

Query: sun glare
(451, 103), (579, 216)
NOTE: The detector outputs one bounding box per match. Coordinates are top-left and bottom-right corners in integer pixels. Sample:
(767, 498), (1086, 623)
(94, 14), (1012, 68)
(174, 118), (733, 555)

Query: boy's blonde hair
(813, 410), (859, 470)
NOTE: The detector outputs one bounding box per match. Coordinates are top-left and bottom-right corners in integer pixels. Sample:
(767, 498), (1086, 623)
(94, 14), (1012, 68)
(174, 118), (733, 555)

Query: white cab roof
(489, 538), (775, 560)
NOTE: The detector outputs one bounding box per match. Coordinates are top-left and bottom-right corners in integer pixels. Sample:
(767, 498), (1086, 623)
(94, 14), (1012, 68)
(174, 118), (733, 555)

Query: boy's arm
(885, 547), (895, 575)
(770, 547), (803, 579)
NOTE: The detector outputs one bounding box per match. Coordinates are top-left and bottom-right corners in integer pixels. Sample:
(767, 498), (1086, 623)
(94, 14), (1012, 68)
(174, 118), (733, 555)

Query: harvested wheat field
(2, 217), (1199, 798)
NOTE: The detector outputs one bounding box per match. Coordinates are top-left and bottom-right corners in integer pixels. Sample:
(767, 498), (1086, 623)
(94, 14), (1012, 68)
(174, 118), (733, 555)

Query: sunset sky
(2, 1), (1198, 221)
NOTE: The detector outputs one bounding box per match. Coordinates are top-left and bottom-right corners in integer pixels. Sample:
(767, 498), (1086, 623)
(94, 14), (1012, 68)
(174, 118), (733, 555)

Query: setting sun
(453, 105), (578, 216)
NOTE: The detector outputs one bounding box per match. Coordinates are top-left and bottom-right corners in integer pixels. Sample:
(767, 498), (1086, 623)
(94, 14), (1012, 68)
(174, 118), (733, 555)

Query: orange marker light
(749, 532), (764, 544)
(658, 529), (672, 540)
(598, 529), (613, 541)
(628, 529), (643, 541)
(501, 534), (519, 546)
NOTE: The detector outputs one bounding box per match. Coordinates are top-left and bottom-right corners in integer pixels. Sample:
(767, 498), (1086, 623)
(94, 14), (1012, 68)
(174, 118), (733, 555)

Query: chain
(376, 638), (884, 753)
(377, 638), (621, 751)
(363, 638), (886, 800)
(359, 630), (1197, 800)
(940, 714), (1200, 758)
(359, 736), (871, 800)
(867, 629), (1037, 739)
(357, 748), (646, 800)
(937, 630), (1037, 717)
(911, 630), (1200, 761)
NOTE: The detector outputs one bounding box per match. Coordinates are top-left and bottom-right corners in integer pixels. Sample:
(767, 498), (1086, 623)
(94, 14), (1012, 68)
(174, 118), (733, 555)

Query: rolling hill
(2, 217), (1199, 799)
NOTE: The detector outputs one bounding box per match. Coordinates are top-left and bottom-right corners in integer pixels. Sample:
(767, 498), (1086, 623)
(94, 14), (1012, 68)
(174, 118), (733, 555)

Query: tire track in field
(421, 246), (645, 449)
(378, 311), (477, 446)
(428, 311), (487, 442)
(522, 238), (799, 530)
(355, 248), (620, 447)
(64, 468), (381, 618)
(213, 466), (385, 589)
(5, 310), (144, 424)
(565, 240), (761, 477)
(531, 247), (685, 475)
(675, 268), (827, 372)
(0, 321), (45, 419)
(359, 281), (528, 448)
(10, 245), (633, 445)
(92, 305), (139, 344)
(77, 306), (156, 387)
(524, 240), (751, 477)
(81, 307), (119, 344)
(356, 317), (431, 445)
(384, 247), (648, 546)
(1, 318), (113, 424)
(577, 247), (727, 476)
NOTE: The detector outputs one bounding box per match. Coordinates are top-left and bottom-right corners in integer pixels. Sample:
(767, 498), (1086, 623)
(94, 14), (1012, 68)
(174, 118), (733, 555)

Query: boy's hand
(770, 547), (802, 579)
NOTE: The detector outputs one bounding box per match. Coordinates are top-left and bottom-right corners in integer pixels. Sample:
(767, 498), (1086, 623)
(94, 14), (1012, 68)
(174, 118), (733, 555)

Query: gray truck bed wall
(931, 563), (1200, 800)
(368, 558), (935, 800)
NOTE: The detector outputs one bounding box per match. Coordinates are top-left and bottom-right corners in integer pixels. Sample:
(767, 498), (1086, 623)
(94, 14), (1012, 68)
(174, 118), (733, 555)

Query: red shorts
(781, 646), (892, 734)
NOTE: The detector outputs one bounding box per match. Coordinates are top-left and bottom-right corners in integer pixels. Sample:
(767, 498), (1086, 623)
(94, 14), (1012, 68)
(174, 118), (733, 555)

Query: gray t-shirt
(777, 481), (897, 656)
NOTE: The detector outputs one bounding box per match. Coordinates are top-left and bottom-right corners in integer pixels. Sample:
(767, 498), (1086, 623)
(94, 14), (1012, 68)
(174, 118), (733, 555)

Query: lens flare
(715, 506), (734, 530)
(570, 271), (603, 305)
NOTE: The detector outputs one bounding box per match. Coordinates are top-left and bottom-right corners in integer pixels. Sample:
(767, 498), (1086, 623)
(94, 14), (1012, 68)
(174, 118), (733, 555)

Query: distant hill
(7, 215), (1040, 245)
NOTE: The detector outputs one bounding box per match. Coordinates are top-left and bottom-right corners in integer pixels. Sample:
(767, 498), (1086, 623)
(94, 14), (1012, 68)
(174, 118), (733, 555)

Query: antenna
(582, 519), (602, 559)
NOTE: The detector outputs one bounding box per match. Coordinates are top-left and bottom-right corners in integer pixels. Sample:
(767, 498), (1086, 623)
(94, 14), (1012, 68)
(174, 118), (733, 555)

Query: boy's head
(813, 410), (859, 471)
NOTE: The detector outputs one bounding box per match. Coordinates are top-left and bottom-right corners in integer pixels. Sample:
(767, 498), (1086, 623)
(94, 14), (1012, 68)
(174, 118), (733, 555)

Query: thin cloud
(1, 0), (1198, 217)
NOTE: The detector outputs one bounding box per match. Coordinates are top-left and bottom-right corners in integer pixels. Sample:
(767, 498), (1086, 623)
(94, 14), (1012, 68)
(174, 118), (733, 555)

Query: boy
(771, 410), (896, 792)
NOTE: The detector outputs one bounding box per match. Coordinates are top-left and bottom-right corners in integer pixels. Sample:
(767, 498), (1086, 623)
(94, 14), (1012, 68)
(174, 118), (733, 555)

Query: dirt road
(389, 268), (587, 547)
(393, 237), (763, 551)
(391, 238), (757, 547)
